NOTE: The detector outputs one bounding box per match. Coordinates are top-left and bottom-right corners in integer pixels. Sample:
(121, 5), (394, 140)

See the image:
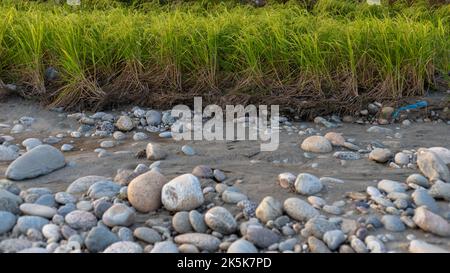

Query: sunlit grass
(0, 0), (448, 109)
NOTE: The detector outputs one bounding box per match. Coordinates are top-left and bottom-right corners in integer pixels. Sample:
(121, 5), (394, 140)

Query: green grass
(0, 0), (448, 111)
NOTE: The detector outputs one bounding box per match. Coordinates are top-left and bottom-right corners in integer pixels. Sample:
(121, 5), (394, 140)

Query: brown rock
(127, 170), (168, 213)
(300, 136), (332, 153)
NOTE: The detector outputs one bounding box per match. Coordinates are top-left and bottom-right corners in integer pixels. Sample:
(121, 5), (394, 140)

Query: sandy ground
(1, 97), (450, 252)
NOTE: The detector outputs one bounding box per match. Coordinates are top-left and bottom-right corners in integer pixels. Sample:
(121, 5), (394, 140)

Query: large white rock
(417, 149), (450, 182)
(161, 174), (204, 211)
(6, 145), (65, 180)
(413, 206), (450, 237)
(294, 173), (323, 195)
(428, 147), (450, 164)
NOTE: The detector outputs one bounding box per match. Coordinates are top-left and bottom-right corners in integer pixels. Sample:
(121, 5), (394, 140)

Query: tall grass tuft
(0, 1), (448, 112)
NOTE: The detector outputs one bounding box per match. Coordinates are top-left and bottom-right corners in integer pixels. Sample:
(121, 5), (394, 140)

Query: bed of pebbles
(0, 100), (449, 253)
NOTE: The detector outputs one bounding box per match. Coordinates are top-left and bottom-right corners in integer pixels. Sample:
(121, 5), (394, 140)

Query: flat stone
(19, 203), (57, 219)
(323, 230), (346, 250)
(16, 216), (49, 233)
(6, 145), (65, 180)
(102, 204), (135, 227)
(65, 210), (97, 230)
(283, 198), (319, 221)
(174, 233), (221, 252)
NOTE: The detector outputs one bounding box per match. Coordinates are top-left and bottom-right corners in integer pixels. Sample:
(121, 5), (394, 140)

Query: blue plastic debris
(392, 100), (428, 119)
